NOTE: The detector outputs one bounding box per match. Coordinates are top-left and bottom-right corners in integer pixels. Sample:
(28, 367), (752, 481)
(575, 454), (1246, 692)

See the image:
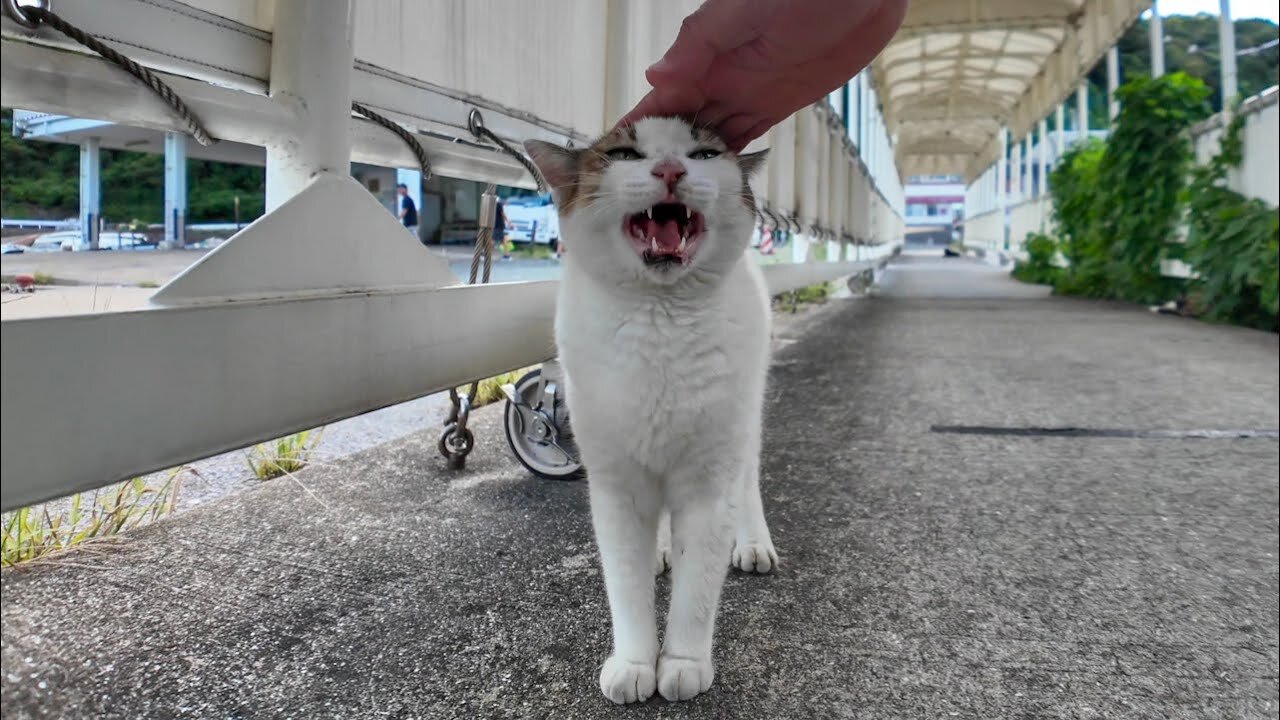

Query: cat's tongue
(647, 218), (684, 253)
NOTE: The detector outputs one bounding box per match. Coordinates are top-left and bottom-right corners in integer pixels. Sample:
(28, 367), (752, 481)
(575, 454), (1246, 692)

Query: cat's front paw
(731, 541), (778, 574)
(657, 654), (714, 701)
(654, 545), (671, 575)
(598, 655), (656, 704)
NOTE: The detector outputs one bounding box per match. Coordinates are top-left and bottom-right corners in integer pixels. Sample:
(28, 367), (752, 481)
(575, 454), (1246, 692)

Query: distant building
(904, 174), (964, 247)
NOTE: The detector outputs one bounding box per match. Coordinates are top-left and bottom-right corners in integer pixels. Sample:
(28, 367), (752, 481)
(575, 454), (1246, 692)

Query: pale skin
(617, 0), (910, 151)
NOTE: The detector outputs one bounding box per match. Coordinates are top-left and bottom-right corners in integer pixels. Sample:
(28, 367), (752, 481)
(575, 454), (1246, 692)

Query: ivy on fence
(1045, 138), (1106, 295)
(1183, 109), (1280, 331)
(1026, 71), (1277, 332)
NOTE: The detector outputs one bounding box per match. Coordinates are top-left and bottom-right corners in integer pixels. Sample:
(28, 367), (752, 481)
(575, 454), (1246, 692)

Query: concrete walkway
(2, 254), (1277, 719)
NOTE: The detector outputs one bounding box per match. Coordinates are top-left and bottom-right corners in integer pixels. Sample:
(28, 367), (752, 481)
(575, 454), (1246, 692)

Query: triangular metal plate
(152, 173), (458, 306)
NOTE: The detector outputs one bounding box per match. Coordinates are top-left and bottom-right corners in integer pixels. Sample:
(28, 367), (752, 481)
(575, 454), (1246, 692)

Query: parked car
(502, 194), (559, 246)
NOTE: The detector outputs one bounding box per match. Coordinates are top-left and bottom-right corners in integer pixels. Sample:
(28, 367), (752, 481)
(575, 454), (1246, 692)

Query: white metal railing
(1192, 86), (1278, 206)
(0, 0), (902, 511)
(961, 209), (1004, 255)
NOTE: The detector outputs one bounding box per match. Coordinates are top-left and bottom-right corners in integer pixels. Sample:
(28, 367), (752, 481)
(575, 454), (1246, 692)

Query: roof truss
(873, 0), (1150, 182)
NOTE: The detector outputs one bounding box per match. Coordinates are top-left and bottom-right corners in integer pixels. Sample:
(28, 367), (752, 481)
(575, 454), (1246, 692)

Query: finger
(645, 0), (769, 81)
(685, 101), (734, 133)
(618, 85), (712, 129)
(712, 113), (760, 151)
(723, 116), (776, 153)
(616, 89), (662, 129)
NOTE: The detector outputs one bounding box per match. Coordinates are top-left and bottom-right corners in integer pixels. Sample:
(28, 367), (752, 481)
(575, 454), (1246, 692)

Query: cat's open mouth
(624, 202), (705, 267)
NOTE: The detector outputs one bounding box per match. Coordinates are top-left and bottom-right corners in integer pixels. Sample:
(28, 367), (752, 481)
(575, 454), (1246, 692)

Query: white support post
(978, 167), (985, 215)
(1037, 119), (1048, 198)
(1076, 83), (1089, 141)
(1022, 136), (1031, 198)
(79, 137), (101, 251)
(1011, 137), (1022, 203)
(163, 132), (188, 249)
(1219, 0), (1238, 114)
(996, 129), (1008, 251)
(1055, 105), (1065, 163)
(867, 91), (877, 183)
(265, 0), (356, 211)
(988, 165), (995, 215)
(1150, 1), (1166, 77)
(1106, 46), (1120, 123)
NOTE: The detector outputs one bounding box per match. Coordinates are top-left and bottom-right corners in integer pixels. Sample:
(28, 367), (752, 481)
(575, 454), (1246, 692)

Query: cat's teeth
(685, 207), (692, 220)
(650, 238), (659, 252)
(678, 237), (687, 252)
(645, 208), (653, 220)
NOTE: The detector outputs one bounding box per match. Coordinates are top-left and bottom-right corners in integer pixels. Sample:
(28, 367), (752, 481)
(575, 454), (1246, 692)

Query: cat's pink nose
(651, 159), (686, 191)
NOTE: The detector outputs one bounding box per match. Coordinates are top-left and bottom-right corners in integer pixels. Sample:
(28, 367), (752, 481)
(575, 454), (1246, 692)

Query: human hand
(617, 0), (908, 151)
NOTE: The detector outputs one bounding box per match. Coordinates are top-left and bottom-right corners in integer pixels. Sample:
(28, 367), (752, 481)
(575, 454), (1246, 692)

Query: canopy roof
(873, 0), (1149, 181)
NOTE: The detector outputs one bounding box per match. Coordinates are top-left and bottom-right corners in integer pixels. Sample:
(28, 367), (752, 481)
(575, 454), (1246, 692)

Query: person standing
(397, 183), (420, 241)
(494, 196), (514, 260)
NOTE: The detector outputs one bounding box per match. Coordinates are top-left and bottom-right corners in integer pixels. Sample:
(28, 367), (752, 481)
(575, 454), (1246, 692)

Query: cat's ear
(736, 149), (769, 179)
(524, 140), (580, 197)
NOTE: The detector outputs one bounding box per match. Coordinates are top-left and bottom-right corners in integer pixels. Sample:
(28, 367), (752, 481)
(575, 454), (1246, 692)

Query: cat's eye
(606, 147), (643, 161)
(689, 148), (721, 160)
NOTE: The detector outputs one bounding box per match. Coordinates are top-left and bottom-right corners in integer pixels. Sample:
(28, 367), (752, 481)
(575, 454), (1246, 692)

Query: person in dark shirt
(397, 183), (419, 240)
(494, 197), (514, 260)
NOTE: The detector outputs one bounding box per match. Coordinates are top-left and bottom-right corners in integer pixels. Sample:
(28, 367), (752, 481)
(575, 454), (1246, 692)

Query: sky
(1154, 0), (1279, 22)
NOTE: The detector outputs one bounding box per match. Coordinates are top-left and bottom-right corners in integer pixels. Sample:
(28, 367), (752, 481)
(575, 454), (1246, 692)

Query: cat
(525, 117), (777, 704)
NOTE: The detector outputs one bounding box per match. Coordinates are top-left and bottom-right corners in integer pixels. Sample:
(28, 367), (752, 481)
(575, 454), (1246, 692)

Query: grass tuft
(462, 367), (538, 409)
(509, 243), (554, 260)
(773, 281), (835, 313)
(245, 429), (324, 481)
(1, 468), (189, 567)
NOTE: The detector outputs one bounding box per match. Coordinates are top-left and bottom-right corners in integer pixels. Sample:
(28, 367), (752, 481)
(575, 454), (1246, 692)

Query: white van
(502, 195), (559, 246)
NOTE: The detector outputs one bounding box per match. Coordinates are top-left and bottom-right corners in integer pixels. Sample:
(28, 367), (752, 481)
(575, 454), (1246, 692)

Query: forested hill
(1, 110), (265, 224)
(1088, 13), (1279, 125)
(2, 14), (1276, 223)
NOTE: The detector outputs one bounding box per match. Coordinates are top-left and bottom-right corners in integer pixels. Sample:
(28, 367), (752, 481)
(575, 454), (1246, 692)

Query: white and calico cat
(525, 117), (777, 704)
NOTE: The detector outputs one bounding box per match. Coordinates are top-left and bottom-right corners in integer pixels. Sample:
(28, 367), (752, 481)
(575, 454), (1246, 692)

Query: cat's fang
(651, 238), (659, 252)
(678, 237), (687, 252)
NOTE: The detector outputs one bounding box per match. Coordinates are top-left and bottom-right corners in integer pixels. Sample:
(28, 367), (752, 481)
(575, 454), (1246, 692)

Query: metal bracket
(1, 0), (48, 28)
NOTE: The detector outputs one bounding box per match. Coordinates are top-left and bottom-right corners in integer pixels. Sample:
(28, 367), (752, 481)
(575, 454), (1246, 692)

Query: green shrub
(1183, 108), (1280, 331)
(1011, 233), (1061, 286)
(1048, 138), (1106, 295)
(1094, 73), (1212, 303)
(1047, 73), (1275, 330)
(1048, 72), (1212, 303)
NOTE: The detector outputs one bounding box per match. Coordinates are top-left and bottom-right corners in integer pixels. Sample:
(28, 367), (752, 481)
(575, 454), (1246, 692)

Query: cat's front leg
(589, 475), (661, 704)
(658, 471), (737, 701)
(731, 448), (778, 574)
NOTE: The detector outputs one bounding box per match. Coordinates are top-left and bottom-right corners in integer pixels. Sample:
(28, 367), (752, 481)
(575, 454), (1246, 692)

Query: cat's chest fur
(555, 260), (769, 470)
